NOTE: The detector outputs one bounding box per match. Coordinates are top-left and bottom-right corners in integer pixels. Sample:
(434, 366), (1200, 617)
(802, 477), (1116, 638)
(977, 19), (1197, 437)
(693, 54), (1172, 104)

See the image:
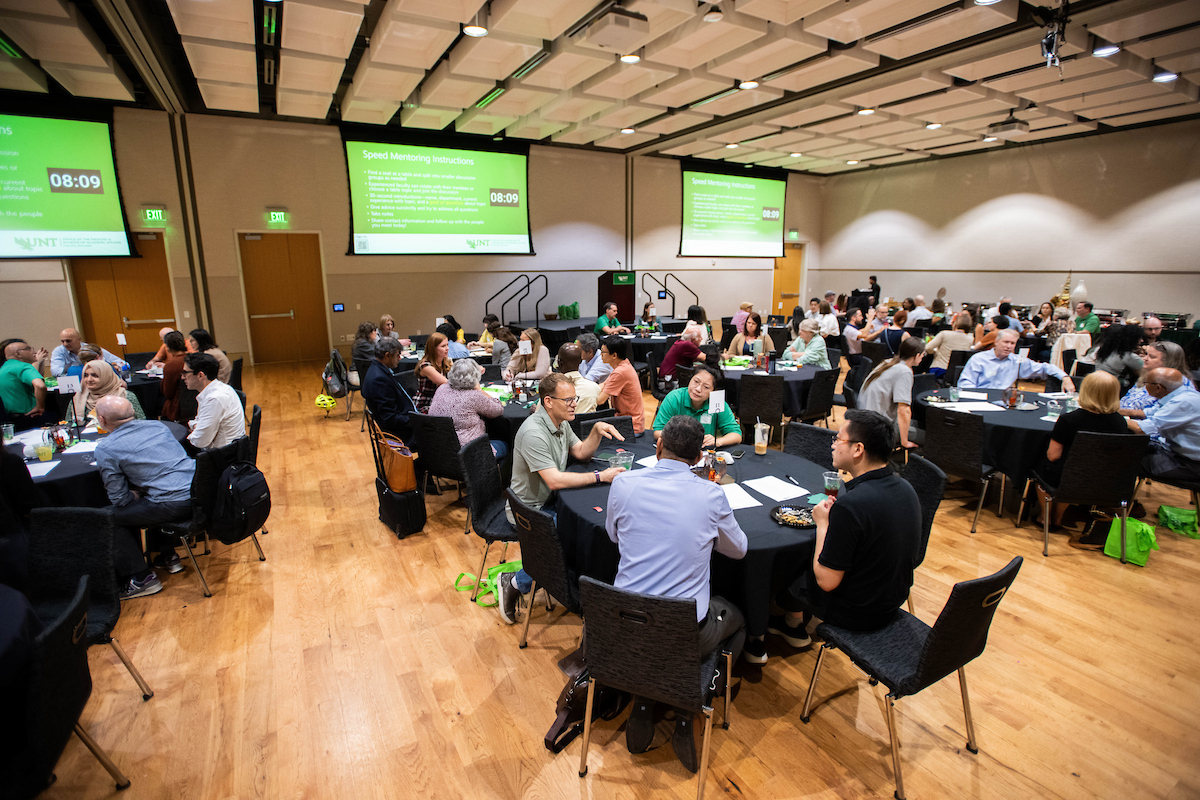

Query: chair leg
(995, 472), (1006, 518)
(470, 541), (492, 602)
(1015, 478), (1032, 528)
(723, 651), (733, 730)
(202, 532), (210, 556)
(971, 475), (992, 533)
(74, 723), (130, 790)
(696, 707), (714, 800)
(800, 642), (832, 723)
(109, 638), (154, 701)
(182, 541), (212, 597)
(578, 678), (596, 777)
(1130, 477), (1145, 504)
(250, 532), (266, 561)
(1043, 495), (1052, 557)
(958, 667), (978, 754)
(906, 593), (914, 615)
(463, 509), (472, 535)
(884, 693), (905, 800)
(518, 579), (537, 649)
(345, 392), (352, 421)
(1119, 503), (1129, 565)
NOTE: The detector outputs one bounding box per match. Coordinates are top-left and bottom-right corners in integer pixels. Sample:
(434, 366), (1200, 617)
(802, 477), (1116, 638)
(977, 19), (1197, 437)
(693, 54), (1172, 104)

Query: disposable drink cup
(754, 423), (770, 455)
(35, 444), (53, 462)
(823, 471), (840, 499)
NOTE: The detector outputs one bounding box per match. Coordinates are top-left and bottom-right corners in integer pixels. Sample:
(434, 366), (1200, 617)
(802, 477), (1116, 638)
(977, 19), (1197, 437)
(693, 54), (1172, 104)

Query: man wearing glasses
(1128, 368), (1200, 483)
(498, 373), (626, 624)
(182, 353), (243, 450)
(752, 410), (922, 663)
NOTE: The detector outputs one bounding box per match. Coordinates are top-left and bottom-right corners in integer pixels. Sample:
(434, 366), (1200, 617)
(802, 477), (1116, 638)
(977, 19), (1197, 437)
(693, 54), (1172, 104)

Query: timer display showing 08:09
(47, 167), (104, 194)
(489, 188), (520, 207)
(761, 206), (781, 221)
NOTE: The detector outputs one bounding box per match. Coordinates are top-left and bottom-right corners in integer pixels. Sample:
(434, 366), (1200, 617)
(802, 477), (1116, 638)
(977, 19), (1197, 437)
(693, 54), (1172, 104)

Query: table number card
(708, 390), (726, 414)
(517, 339), (533, 355)
(115, 333), (127, 346)
(57, 375), (80, 394)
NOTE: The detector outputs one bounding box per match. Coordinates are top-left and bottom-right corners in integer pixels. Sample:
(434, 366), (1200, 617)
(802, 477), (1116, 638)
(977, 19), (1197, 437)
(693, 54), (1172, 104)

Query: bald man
(0, 339), (51, 429)
(556, 342), (599, 413)
(51, 327), (127, 376)
(1128, 368), (1200, 482)
(95, 395), (196, 599)
(149, 327), (177, 366)
(908, 294), (933, 324)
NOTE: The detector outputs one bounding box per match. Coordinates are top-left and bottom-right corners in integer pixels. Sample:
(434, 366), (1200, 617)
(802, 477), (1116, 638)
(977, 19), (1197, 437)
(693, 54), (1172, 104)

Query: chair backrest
(674, 363), (695, 388)
(1073, 361), (1096, 378)
(411, 334), (429, 349)
(1061, 349), (1077, 374)
(767, 326), (790, 356)
(841, 384), (858, 410)
(645, 351), (667, 401)
(191, 438), (247, 529)
(581, 414), (635, 442)
(234, 388), (247, 413)
(801, 368), (840, 420)
(1045, 376), (1063, 393)
(1052, 432), (1149, 506)
(19, 576), (92, 799)
(911, 372), (939, 399)
(177, 385), (199, 424)
(569, 407), (616, 437)
(862, 340), (890, 367)
(396, 369), (419, 400)
(896, 454), (947, 566)
(27, 507), (121, 640)
(845, 357), (874, 393)
(123, 351), (155, 370)
(921, 406), (984, 480)
(506, 489), (579, 613)
(826, 348), (842, 369)
(910, 557), (1022, 696)
(578, 576), (703, 711)
(481, 363), (505, 383)
(229, 357), (244, 391)
(783, 422), (835, 469)
(945, 349), (972, 377)
(458, 435), (505, 525)
(739, 373), (785, 432)
(410, 412), (465, 481)
(249, 404), (263, 465)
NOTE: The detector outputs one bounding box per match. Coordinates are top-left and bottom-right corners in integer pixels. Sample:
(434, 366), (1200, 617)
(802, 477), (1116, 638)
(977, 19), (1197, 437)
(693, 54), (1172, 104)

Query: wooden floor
(45, 361), (1200, 800)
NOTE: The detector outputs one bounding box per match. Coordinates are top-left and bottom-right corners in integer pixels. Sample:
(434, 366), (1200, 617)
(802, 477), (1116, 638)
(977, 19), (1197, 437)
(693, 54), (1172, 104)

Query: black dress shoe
(672, 713), (698, 773)
(625, 697), (655, 754)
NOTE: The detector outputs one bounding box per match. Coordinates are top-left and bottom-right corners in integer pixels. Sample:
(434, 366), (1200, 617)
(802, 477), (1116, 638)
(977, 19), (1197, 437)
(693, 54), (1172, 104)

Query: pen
(785, 475), (801, 486)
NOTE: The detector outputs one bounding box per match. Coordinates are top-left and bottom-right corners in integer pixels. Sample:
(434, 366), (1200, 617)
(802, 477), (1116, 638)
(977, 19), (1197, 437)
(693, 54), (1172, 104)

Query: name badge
(700, 413), (712, 425)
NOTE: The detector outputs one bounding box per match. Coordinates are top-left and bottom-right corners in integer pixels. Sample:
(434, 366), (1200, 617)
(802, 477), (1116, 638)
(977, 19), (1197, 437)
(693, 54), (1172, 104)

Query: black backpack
(323, 350), (349, 398)
(544, 666), (629, 753)
(210, 462), (271, 545)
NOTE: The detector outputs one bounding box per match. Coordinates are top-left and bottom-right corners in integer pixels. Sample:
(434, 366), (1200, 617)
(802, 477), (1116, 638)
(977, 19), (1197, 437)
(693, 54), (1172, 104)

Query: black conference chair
(481, 363), (505, 383)
(1073, 361), (1096, 378)
(1061, 349), (1077, 376)
(796, 368), (840, 428)
(569, 408), (616, 437)
(248, 404), (263, 466)
(782, 422), (835, 470)
(410, 412), (466, 497)
(767, 326), (790, 357)
(719, 324), (737, 352)
(458, 436), (517, 601)
(738, 373), (784, 444)
(833, 357), (873, 408)
(943, 349), (973, 386)
(801, 557), (1023, 800)
(229, 357), (243, 391)
(645, 351), (669, 401)
(826, 347), (842, 370)
(580, 414), (635, 442)
(896, 453), (947, 614)
(234, 388), (247, 415)
(123, 351), (155, 370)
(674, 363), (696, 390)
(7, 576), (132, 798)
(921, 406), (1003, 533)
(505, 489), (579, 649)
(27, 507), (155, 701)
(861, 340), (890, 368)
(177, 385), (199, 426)
(577, 576), (743, 800)
(396, 369), (419, 401)
(1016, 432), (1149, 558)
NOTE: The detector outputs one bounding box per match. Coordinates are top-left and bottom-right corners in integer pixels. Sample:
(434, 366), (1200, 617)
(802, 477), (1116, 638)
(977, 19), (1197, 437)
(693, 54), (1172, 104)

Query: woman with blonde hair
(1120, 340), (1193, 420)
(414, 332), (452, 413)
(72, 360), (144, 422)
(731, 301), (753, 335)
(503, 328), (550, 382)
(924, 313), (974, 376)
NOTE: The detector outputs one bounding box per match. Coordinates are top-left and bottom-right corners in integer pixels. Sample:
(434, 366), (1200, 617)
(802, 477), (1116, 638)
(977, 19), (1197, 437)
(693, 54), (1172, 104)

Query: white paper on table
(517, 339), (533, 355)
(13, 428), (46, 446)
(743, 476), (807, 502)
(27, 462), (59, 478)
(1039, 415), (1059, 422)
(956, 391), (988, 400)
(753, 370), (769, 375)
(708, 390), (726, 415)
(723, 365), (746, 372)
(941, 401), (1007, 412)
(635, 454), (658, 468)
(1039, 392), (1075, 399)
(57, 375), (80, 394)
(722, 483), (762, 510)
(64, 441), (99, 454)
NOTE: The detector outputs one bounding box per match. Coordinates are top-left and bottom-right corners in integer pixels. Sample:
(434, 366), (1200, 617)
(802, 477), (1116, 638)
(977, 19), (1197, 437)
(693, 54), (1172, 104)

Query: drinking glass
(948, 387), (960, 402)
(1046, 400), (1061, 419)
(823, 471), (841, 499)
(1, 423), (13, 442)
(35, 444), (53, 462)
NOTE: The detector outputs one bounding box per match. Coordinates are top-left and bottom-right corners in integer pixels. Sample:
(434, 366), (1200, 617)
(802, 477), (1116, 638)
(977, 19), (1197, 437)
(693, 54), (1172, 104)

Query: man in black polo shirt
(748, 410), (921, 662)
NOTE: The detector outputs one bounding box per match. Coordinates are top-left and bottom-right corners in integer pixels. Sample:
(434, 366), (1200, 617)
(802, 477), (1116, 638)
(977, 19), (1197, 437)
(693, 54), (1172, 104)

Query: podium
(598, 270), (636, 322)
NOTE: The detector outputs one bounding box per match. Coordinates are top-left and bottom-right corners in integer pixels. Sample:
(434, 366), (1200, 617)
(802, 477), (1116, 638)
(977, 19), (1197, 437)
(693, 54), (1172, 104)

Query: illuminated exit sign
(269, 211), (287, 223)
(142, 206), (167, 227)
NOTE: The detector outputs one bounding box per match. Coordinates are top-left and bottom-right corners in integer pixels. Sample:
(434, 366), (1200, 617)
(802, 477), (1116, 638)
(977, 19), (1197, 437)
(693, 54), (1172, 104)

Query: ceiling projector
(986, 114), (1030, 140)
(574, 7), (650, 51)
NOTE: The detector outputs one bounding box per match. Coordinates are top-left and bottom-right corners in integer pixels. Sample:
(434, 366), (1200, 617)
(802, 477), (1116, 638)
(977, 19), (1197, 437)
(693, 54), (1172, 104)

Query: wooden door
(772, 243), (804, 318)
(72, 232), (176, 354)
(239, 232), (328, 364)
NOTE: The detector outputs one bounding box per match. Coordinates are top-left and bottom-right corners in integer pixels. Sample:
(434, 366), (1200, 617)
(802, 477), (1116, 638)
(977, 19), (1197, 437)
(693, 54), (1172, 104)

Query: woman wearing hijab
(72, 360), (144, 422)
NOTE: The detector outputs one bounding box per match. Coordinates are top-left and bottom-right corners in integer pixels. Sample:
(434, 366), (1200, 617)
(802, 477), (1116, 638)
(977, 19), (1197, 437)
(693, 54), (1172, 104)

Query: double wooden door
(72, 232), (176, 354)
(773, 243), (805, 317)
(238, 232), (328, 364)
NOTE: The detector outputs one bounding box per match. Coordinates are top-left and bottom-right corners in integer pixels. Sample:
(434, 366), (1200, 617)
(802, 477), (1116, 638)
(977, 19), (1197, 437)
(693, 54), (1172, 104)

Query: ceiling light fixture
(463, 8), (488, 37)
(1153, 69), (1178, 83)
(725, 143), (739, 149)
(621, 127), (636, 134)
(858, 107), (875, 115)
(846, 160), (859, 165)
(983, 136), (998, 142)
(739, 79), (760, 90)
(1092, 38), (1120, 57)
(974, 0), (1002, 5)
(926, 122), (942, 129)
(703, 4), (723, 23)
(620, 53), (641, 64)
(789, 152), (803, 157)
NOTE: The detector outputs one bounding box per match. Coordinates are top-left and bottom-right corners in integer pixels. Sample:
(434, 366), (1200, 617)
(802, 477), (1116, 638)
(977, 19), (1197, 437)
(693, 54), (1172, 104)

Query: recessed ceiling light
(926, 122), (942, 130)
(789, 152), (803, 158)
(858, 108), (875, 115)
(620, 127), (636, 134)
(739, 79), (760, 90)
(725, 143), (739, 149)
(974, 0), (1002, 5)
(846, 160), (860, 165)
(463, 23), (488, 37)
(702, 4), (723, 22)
(620, 53), (640, 64)
(983, 136), (998, 142)
(1153, 69), (1178, 83)
(1092, 42), (1120, 57)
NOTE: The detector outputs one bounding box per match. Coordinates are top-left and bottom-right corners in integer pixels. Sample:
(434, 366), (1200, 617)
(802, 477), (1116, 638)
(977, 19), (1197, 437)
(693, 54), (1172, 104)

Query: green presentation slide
(680, 170), (785, 258)
(0, 113), (131, 258)
(345, 141), (532, 254)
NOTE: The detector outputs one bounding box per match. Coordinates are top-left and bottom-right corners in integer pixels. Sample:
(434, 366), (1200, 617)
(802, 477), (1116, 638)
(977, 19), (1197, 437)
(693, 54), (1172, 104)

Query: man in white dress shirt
(907, 295), (934, 324)
(183, 352), (244, 449)
(959, 329), (1075, 391)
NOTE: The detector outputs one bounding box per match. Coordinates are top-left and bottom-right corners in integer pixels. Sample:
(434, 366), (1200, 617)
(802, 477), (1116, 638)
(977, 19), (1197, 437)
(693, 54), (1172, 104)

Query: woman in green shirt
(785, 319), (832, 370)
(653, 366), (741, 448)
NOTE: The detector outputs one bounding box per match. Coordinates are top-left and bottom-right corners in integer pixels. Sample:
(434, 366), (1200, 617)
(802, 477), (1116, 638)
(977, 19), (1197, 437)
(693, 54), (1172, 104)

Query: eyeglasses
(832, 435), (861, 446)
(182, 369), (195, 376)
(548, 395), (579, 406)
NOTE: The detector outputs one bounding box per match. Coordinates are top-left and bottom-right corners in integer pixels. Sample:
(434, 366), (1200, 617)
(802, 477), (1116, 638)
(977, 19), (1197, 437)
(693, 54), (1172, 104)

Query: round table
(555, 439), (829, 636)
(11, 421), (189, 508)
(620, 334), (678, 364)
(917, 387), (1057, 482)
(399, 352), (490, 371)
(720, 363), (819, 417)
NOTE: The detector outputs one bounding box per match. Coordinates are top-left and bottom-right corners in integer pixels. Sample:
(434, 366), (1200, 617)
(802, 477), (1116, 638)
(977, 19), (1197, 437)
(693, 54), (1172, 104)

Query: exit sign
(142, 207), (166, 227)
(269, 211), (287, 223)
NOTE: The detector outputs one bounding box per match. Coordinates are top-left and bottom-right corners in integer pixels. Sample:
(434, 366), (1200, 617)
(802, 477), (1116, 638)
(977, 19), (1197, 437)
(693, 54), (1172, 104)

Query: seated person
(784, 319), (832, 370)
(362, 337), (416, 444)
(148, 327), (177, 366)
(94, 396), (196, 598)
(497, 374), (626, 622)
(880, 309), (910, 354)
(467, 314), (499, 351)
(490, 324), (519, 372)
(1074, 301), (1101, 335)
(973, 314), (1009, 351)
(1129, 368), (1200, 483)
(635, 302), (661, 333)
(51, 328), (127, 376)
(183, 353), (244, 449)
(442, 314), (466, 344)
(685, 305), (712, 343)
(724, 312), (774, 360)
(858, 337), (924, 449)
(438, 322), (471, 359)
(841, 307), (867, 366)
(351, 322), (379, 371)
(731, 302), (753, 334)
(597, 335), (646, 435)
(1093, 324), (1144, 394)
(606, 415), (747, 770)
(1034, 371), (1129, 533)
(924, 314), (974, 376)
(72, 361), (145, 423)
(414, 333), (452, 413)
(593, 302), (630, 336)
(187, 329), (232, 384)
(653, 365), (741, 448)
(1120, 342), (1194, 421)
(816, 300), (840, 339)
(556, 343), (600, 414)
(659, 326), (708, 380)
(959, 329), (1074, 391)
(503, 328), (551, 382)
(577, 333), (613, 385)
(753, 410), (921, 664)
(428, 359), (506, 459)
(0, 339), (52, 430)
(159, 331), (188, 422)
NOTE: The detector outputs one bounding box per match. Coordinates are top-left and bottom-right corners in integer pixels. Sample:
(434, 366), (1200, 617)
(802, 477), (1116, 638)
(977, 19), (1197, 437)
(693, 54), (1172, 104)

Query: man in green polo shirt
(653, 365), (742, 448)
(594, 301), (630, 336)
(1074, 301), (1101, 335)
(0, 339), (51, 430)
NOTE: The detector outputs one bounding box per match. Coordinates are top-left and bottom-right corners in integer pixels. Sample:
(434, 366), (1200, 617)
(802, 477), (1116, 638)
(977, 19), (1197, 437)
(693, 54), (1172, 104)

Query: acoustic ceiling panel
(276, 87), (333, 118)
(447, 31), (544, 81)
(0, 53), (48, 92)
(709, 123), (781, 143)
(638, 70), (730, 106)
(518, 44), (611, 91)
(582, 60), (679, 100)
(589, 101), (664, 129)
(1088, 0), (1200, 45)
(164, 0), (255, 44)
(348, 55), (424, 103)
(180, 36), (257, 85)
(644, 9), (768, 71)
(766, 45), (879, 93)
(706, 21), (827, 81)
(489, 0), (600, 41)
(732, 0), (842, 26)
(593, 129), (660, 147)
(505, 115), (569, 139)
(1125, 28), (1200, 60)
(841, 70), (953, 109)
(279, 0), (363, 60)
(804, 0), (949, 44)
(390, 0), (485, 25)
(636, 109), (712, 134)
(41, 57), (134, 101)
(369, 13), (459, 70)
(481, 85), (558, 117)
(943, 25), (1086, 82)
(0, 4), (108, 68)
(863, 0), (1019, 62)
(398, 103), (461, 129)
(420, 61), (496, 109)
(278, 50), (347, 94)
(196, 79), (259, 112)
(540, 88), (614, 122)
(454, 110), (518, 135)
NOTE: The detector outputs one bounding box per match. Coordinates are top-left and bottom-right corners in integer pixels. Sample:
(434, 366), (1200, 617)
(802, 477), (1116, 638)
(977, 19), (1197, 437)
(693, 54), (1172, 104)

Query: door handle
(250, 310), (295, 320)
(780, 293), (799, 298)
(122, 317), (175, 327)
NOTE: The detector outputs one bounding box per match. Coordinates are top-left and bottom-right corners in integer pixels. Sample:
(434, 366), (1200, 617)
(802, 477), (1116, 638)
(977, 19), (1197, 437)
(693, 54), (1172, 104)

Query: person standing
(858, 337), (924, 449)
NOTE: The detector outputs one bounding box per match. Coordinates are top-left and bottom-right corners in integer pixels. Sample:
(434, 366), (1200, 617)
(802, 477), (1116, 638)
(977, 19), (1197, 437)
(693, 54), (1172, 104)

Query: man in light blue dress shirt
(576, 333), (612, 384)
(604, 415), (747, 771)
(959, 329), (1075, 391)
(51, 328), (128, 376)
(1129, 368), (1200, 482)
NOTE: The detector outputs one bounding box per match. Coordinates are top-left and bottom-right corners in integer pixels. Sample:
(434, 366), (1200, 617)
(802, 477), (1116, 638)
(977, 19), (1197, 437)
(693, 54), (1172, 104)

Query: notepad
(64, 441), (99, 454)
(940, 402), (1006, 412)
(743, 476), (807, 502)
(636, 455), (658, 468)
(956, 390), (988, 400)
(27, 462), (59, 478)
(722, 483), (761, 510)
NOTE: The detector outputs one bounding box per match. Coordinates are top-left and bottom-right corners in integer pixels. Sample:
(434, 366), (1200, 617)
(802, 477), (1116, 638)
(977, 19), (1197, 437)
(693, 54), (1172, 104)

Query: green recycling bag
(455, 560), (523, 607)
(1158, 505), (1199, 538)
(1103, 517), (1159, 566)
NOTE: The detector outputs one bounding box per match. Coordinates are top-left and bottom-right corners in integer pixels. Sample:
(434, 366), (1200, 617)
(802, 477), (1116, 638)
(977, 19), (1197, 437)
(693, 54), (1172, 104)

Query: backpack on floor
(545, 666), (629, 753)
(323, 350), (349, 398)
(211, 462), (272, 545)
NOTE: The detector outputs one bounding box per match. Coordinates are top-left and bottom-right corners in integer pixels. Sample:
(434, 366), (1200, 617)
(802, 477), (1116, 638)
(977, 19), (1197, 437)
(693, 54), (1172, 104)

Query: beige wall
(810, 119), (1200, 316)
(0, 259), (76, 354)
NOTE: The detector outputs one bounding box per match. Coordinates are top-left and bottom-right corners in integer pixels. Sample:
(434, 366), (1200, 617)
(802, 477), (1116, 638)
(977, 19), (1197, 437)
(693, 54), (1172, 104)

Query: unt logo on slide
(14, 237), (57, 251)
(467, 238), (489, 249)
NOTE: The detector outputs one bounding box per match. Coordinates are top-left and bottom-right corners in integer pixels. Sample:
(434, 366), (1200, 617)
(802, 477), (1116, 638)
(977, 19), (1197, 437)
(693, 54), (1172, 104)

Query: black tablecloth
(917, 388), (1056, 481)
(625, 334), (678, 363)
(721, 364), (819, 417)
(12, 421), (188, 508)
(485, 396), (534, 447)
(555, 440), (827, 636)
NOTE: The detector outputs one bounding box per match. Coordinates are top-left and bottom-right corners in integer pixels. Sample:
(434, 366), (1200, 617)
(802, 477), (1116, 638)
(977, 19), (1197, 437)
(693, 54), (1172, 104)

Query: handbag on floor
(454, 559), (523, 607)
(544, 666), (630, 754)
(1103, 517), (1159, 566)
(375, 431), (418, 494)
(1158, 505), (1199, 538)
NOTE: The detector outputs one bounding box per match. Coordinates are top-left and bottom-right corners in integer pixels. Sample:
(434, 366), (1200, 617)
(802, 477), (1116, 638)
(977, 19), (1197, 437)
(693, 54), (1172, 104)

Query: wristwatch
(594, 470), (601, 484)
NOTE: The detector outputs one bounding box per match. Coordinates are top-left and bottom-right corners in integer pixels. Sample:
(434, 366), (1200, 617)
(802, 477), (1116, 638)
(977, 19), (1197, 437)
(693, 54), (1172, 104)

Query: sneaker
(742, 637), (767, 665)
(119, 573), (163, 600)
(625, 697), (655, 754)
(672, 714), (698, 773)
(496, 572), (520, 625)
(767, 615), (812, 649)
(152, 552), (184, 574)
